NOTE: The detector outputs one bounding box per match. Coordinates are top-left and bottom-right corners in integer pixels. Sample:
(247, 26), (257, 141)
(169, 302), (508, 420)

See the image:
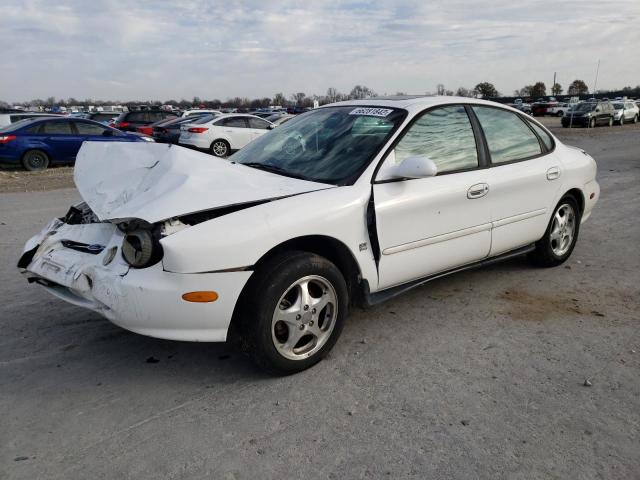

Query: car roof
(322, 95), (527, 114)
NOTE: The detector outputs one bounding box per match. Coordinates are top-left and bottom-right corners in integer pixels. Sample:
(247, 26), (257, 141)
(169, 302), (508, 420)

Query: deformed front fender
(160, 185), (379, 286)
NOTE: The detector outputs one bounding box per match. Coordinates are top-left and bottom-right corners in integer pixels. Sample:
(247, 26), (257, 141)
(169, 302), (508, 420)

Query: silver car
(612, 101), (639, 125)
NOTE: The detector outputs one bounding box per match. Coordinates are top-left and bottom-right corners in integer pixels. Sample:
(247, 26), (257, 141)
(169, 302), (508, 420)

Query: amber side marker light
(182, 291), (219, 302)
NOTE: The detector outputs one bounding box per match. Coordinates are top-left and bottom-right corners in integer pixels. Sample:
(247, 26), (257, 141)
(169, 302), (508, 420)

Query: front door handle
(467, 183), (489, 199)
(546, 166), (561, 180)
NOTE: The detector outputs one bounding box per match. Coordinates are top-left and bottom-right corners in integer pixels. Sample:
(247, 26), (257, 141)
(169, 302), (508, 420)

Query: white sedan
(18, 97), (600, 375)
(179, 113), (274, 157)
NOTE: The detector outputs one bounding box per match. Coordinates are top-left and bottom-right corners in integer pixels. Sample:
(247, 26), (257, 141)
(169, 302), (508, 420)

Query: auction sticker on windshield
(349, 107), (393, 117)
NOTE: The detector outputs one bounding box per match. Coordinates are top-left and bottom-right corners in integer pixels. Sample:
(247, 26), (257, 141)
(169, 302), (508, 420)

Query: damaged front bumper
(19, 218), (252, 342)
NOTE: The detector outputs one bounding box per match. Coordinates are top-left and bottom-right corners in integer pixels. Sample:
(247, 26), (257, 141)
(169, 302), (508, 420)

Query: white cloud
(1, 0), (639, 101)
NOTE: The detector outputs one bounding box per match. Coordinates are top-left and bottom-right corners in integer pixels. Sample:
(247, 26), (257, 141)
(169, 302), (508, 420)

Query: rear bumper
(20, 219), (252, 342)
(179, 136), (210, 150)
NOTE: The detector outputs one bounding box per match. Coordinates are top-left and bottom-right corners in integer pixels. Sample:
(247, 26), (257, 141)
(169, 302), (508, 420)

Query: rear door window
(41, 121), (74, 134)
(221, 117), (248, 128)
(75, 122), (108, 135)
(248, 117), (271, 129)
(126, 112), (147, 122)
(525, 120), (554, 151)
(472, 106), (542, 163)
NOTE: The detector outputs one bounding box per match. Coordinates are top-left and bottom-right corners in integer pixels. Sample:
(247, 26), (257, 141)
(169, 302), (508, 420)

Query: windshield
(574, 103), (596, 112)
(232, 106), (406, 185)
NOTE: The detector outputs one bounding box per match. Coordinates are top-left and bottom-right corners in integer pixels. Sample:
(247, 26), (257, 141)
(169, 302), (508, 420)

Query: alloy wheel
(549, 203), (576, 257)
(212, 141), (228, 157)
(271, 275), (338, 361)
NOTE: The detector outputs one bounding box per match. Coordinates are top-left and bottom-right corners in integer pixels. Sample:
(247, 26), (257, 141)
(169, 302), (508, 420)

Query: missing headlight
(121, 228), (163, 268)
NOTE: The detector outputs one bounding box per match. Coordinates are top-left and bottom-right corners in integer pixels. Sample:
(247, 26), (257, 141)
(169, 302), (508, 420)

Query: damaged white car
(19, 97), (600, 374)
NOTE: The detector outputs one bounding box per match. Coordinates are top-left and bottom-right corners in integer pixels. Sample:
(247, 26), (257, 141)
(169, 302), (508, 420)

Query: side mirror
(102, 129), (114, 137)
(268, 124), (276, 129)
(389, 156), (438, 179)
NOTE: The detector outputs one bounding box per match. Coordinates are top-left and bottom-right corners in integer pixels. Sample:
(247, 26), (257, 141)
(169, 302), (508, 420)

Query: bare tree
(349, 85), (376, 100)
(326, 87), (339, 103)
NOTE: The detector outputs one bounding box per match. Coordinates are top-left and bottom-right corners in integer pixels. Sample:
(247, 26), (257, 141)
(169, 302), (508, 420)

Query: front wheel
(608, 117), (613, 127)
(619, 115), (624, 126)
(633, 115), (638, 124)
(589, 117), (596, 128)
(529, 196), (581, 267)
(235, 251), (348, 375)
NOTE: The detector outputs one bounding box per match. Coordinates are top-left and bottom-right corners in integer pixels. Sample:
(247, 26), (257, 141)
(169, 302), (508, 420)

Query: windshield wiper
(240, 162), (313, 181)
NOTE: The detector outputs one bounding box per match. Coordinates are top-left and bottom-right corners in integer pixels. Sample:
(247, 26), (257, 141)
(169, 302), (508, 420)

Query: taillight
(118, 121), (130, 128)
(188, 127), (209, 133)
(0, 135), (16, 144)
(137, 126), (152, 135)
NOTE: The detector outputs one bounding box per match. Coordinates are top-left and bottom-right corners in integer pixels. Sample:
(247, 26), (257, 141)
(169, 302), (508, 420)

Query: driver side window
(393, 106), (479, 174)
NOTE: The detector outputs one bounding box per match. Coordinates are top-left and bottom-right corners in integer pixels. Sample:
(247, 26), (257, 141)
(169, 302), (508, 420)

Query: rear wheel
(608, 117), (613, 127)
(210, 139), (230, 157)
(619, 115), (624, 126)
(556, 111), (564, 117)
(235, 251), (348, 375)
(21, 150), (50, 171)
(529, 195), (580, 267)
(588, 117), (596, 128)
(633, 115), (638, 124)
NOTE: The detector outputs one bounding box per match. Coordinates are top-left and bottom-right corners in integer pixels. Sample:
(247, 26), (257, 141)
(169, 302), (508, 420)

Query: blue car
(0, 117), (145, 170)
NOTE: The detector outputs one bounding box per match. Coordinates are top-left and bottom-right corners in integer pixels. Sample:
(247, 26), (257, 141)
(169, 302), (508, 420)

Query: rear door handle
(546, 166), (561, 180)
(467, 183), (489, 199)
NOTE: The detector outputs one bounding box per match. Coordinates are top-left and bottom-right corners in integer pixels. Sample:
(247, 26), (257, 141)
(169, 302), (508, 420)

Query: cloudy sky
(1, 0), (639, 102)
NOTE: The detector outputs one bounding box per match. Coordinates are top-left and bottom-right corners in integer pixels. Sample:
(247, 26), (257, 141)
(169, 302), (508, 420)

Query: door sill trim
(363, 244), (535, 306)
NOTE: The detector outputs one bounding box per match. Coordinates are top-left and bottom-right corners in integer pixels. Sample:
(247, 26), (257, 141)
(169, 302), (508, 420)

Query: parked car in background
(0, 112), (60, 128)
(562, 101), (614, 128)
(181, 109), (221, 118)
(531, 102), (556, 116)
(151, 115), (214, 144)
(611, 100), (639, 125)
(87, 111), (120, 126)
(511, 102), (532, 115)
(266, 113), (295, 126)
(0, 117), (145, 170)
(179, 114), (274, 157)
(112, 110), (179, 132)
(548, 103), (570, 117)
(18, 97), (600, 374)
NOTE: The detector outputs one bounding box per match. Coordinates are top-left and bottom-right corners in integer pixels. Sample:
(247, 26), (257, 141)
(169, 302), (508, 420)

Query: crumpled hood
(74, 142), (334, 223)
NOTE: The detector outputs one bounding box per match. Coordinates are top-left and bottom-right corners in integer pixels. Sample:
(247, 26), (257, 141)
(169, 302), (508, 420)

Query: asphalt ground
(1, 119), (639, 479)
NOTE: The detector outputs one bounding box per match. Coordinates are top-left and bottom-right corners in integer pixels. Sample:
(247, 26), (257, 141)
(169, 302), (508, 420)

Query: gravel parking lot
(1, 119), (639, 479)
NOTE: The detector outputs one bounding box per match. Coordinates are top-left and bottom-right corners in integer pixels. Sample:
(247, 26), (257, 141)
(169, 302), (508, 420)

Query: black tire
(21, 150), (50, 171)
(589, 117), (596, 128)
(556, 111), (564, 117)
(608, 117), (613, 127)
(210, 139), (230, 157)
(633, 115), (638, 124)
(529, 195), (581, 268)
(234, 251), (348, 375)
(619, 115), (624, 126)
